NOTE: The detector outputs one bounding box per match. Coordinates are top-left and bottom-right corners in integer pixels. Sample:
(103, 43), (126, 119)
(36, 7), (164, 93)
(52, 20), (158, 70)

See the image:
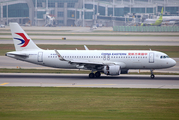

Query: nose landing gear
(151, 74), (155, 79)
(150, 69), (155, 79)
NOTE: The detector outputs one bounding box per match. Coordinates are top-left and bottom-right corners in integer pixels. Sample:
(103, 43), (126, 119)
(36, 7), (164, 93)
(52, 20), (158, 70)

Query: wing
(54, 50), (126, 70)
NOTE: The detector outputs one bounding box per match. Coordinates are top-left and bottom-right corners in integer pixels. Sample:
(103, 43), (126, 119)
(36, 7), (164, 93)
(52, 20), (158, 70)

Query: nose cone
(170, 59), (176, 67)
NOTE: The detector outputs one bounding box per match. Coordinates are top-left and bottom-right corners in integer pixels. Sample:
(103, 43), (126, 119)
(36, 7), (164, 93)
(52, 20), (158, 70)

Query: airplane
(141, 7), (163, 26)
(158, 16), (179, 26)
(160, 16), (179, 22)
(6, 23), (176, 79)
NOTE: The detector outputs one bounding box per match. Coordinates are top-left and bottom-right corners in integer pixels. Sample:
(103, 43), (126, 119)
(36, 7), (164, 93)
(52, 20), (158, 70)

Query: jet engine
(103, 65), (121, 75)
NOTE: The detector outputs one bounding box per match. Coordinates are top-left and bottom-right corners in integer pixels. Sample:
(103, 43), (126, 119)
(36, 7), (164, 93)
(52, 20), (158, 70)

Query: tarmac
(0, 73), (179, 89)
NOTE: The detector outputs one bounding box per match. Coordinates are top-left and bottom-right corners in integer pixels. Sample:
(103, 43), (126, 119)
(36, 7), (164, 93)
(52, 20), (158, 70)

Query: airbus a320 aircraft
(6, 23), (176, 79)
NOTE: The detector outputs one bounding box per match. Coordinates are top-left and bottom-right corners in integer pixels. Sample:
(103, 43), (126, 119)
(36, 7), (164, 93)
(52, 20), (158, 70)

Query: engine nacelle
(103, 65), (121, 75)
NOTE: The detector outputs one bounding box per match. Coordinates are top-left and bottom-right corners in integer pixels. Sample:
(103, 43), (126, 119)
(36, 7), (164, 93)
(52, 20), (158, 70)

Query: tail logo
(14, 33), (30, 47)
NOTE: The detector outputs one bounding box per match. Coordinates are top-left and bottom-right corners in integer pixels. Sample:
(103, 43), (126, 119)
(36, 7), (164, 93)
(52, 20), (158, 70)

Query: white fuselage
(157, 16), (179, 22)
(8, 50), (176, 70)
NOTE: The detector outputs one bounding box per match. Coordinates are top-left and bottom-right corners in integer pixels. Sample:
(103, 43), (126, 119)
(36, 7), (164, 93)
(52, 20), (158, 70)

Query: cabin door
(38, 52), (43, 62)
(149, 52), (154, 63)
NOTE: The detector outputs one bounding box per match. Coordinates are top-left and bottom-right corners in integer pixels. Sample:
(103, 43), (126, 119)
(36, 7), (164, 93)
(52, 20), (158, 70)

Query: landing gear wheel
(89, 73), (95, 78)
(151, 74), (155, 79)
(95, 72), (101, 78)
(150, 69), (155, 79)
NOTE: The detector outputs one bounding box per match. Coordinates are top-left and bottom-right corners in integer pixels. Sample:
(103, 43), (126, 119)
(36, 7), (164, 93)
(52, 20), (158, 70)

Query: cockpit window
(160, 56), (169, 59)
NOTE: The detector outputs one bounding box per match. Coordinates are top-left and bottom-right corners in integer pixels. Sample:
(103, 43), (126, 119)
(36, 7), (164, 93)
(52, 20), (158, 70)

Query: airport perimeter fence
(113, 26), (179, 32)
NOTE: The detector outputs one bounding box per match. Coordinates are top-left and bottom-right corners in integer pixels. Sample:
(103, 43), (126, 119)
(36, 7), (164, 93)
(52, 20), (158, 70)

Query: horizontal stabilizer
(6, 52), (29, 57)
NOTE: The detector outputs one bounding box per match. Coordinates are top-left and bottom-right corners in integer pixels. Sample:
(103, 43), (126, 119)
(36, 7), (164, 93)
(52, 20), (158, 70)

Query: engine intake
(103, 65), (121, 75)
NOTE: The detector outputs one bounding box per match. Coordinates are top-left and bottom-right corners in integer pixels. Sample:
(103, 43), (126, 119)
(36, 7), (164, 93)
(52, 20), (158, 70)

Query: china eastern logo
(14, 33), (30, 47)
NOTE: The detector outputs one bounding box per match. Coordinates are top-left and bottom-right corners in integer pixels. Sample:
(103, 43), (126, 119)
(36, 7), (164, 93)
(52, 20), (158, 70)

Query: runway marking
(0, 83), (9, 86)
(56, 84), (116, 87)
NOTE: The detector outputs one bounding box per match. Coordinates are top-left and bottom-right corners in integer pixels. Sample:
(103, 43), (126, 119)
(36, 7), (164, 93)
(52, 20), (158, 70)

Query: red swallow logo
(14, 33), (30, 47)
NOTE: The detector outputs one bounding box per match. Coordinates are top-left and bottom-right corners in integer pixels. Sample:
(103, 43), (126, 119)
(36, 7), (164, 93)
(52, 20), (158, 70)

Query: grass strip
(0, 87), (179, 120)
(0, 68), (178, 75)
(1, 44), (179, 57)
(0, 68), (89, 74)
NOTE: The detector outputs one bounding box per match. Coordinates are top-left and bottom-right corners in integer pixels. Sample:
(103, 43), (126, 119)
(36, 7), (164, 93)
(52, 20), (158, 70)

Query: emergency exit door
(38, 52), (43, 62)
(149, 52), (154, 63)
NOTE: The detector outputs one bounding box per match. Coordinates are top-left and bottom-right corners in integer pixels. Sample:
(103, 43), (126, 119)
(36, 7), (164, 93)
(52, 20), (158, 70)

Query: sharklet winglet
(84, 45), (89, 50)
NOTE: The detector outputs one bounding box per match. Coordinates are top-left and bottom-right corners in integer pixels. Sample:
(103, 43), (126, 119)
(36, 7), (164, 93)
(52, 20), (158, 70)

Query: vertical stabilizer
(10, 23), (41, 51)
(159, 7), (163, 20)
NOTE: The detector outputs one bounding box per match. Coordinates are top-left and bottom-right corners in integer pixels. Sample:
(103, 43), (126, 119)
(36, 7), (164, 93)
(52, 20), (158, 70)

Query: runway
(1, 35), (179, 46)
(0, 73), (179, 89)
(1, 39), (179, 46)
(1, 26), (179, 46)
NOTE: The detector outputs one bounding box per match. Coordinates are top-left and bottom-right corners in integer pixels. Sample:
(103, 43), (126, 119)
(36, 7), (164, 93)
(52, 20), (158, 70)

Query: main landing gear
(89, 71), (101, 78)
(150, 69), (155, 79)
